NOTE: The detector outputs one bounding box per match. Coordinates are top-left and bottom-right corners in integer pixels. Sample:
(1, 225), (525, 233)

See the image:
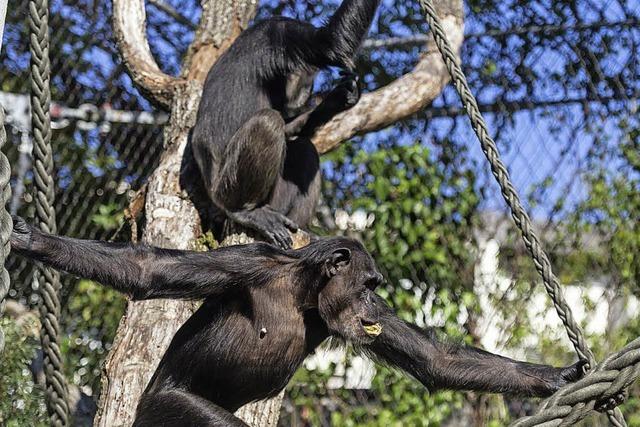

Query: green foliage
(194, 231), (220, 251)
(351, 144), (479, 300)
(62, 279), (126, 394)
(0, 318), (48, 427)
(91, 203), (125, 231)
(330, 368), (464, 427)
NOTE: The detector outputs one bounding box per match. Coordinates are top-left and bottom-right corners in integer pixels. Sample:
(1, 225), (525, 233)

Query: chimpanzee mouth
(360, 318), (382, 337)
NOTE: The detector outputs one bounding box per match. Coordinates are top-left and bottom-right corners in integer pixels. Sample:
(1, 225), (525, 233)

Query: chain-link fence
(0, 0), (638, 425)
(1, 1), (168, 300)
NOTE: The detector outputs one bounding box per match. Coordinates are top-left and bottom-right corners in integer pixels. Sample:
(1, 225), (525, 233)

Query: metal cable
(417, 0), (632, 425)
(29, 0), (70, 424)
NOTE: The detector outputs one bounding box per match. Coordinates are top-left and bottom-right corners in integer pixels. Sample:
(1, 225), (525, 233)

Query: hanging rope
(29, 0), (70, 425)
(0, 107), (11, 357)
(416, 0), (636, 425)
(0, 0), (10, 363)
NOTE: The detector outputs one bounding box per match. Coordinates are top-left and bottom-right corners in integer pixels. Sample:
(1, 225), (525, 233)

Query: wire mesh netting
(0, 0), (638, 425)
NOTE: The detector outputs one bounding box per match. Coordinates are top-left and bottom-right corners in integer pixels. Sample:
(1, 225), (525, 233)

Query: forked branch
(112, 0), (184, 108)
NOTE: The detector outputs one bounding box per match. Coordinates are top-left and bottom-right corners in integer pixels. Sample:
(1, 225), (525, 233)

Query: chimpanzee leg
(198, 108), (298, 248)
(213, 109), (285, 210)
(134, 389), (248, 427)
(269, 138), (321, 228)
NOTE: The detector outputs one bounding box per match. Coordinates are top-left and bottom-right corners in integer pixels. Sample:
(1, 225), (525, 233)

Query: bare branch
(0, 0), (7, 50)
(312, 8), (464, 154)
(112, 0), (184, 108)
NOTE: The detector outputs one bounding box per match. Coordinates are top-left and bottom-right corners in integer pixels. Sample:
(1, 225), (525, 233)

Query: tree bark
(98, 1), (464, 426)
(94, 80), (204, 427)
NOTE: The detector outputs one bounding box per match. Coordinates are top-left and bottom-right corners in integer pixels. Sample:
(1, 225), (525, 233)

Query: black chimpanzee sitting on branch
(11, 216), (584, 426)
(190, 0), (380, 249)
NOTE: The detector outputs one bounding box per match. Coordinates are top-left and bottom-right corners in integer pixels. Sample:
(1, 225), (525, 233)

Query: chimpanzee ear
(323, 248), (351, 278)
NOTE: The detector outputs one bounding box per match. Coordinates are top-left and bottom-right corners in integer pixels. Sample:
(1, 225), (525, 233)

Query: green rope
(29, 0), (69, 424)
(417, 0), (635, 425)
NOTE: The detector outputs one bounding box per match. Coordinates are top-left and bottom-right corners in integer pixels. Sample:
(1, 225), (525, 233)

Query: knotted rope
(417, 0), (636, 425)
(513, 338), (640, 426)
(29, 0), (70, 424)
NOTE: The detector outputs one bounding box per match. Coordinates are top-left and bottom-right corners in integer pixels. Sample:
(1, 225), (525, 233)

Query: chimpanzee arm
(366, 295), (583, 397)
(314, 0), (381, 69)
(285, 74), (360, 139)
(10, 216), (277, 301)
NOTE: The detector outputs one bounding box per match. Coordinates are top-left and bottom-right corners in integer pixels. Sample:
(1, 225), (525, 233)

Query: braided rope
(0, 0), (10, 360)
(29, 0), (69, 425)
(417, 0), (631, 425)
(0, 107), (11, 356)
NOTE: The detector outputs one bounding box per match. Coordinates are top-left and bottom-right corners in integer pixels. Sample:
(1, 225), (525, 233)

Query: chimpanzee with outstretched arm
(11, 216), (584, 426)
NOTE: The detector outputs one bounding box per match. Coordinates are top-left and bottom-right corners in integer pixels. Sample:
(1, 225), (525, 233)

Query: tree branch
(312, 5), (464, 154)
(112, 0), (184, 108)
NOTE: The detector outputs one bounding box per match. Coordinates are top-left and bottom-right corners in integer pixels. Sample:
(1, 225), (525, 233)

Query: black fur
(190, 0), (380, 249)
(11, 216), (584, 426)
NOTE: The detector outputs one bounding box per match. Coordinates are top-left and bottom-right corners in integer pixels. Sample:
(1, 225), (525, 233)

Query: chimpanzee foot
(337, 70), (361, 108)
(227, 206), (299, 249)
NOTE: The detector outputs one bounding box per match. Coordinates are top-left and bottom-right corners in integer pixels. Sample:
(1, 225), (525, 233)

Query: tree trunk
(94, 81), (204, 427)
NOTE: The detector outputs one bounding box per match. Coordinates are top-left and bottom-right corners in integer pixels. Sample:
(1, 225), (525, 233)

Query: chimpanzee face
(317, 245), (385, 345)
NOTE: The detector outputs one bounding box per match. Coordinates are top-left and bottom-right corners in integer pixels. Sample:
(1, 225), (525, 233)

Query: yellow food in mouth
(363, 323), (382, 337)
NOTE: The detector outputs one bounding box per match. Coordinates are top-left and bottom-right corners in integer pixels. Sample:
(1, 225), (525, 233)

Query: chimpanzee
(11, 216), (584, 426)
(190, 0), (381, 249)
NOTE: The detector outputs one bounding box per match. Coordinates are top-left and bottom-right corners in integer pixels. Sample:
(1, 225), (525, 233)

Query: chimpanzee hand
(10, 215), (35, 251)
(595, 390), (627, 413)
(228, 206), (299, 249)
(324, 71), (361, 112)
(545, 360), (626, 410)
(547, 360), (587, 393)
